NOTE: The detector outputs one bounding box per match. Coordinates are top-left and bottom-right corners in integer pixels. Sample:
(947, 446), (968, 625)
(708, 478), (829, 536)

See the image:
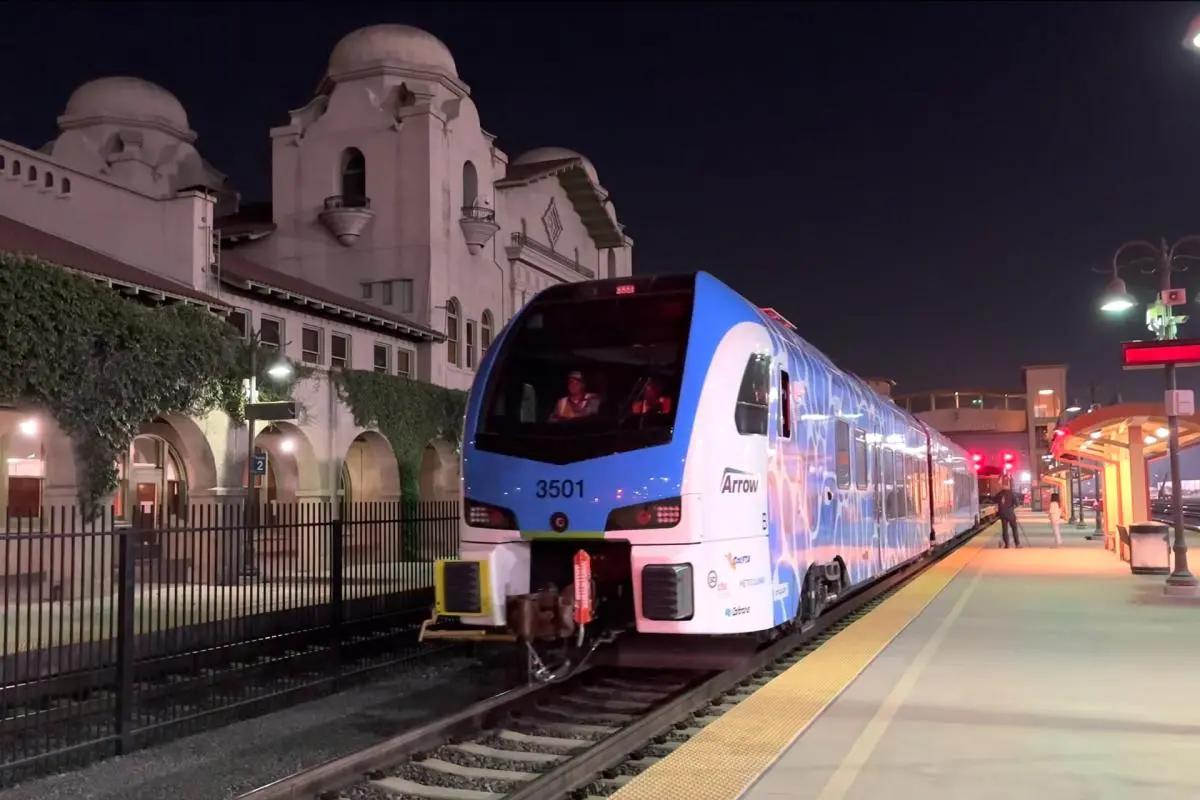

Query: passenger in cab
(549, 371), (601, 422)
(631, 377), (673, 416)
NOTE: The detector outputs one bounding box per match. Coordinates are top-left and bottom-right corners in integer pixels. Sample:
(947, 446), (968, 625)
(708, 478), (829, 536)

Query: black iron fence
(0, 500), (461, 787)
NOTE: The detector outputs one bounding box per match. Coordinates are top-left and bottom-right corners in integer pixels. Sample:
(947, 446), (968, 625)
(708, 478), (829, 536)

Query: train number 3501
(536, 479), (584, 499)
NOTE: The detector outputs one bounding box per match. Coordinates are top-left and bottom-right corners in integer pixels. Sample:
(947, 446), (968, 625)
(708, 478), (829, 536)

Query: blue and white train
(424, 272), (980, 668)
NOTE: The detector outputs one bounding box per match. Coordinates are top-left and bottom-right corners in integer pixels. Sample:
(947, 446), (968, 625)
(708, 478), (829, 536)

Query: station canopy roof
(1050, 402), (1200, 466)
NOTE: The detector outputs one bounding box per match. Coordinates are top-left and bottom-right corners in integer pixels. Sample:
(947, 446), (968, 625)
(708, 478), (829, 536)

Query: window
(834, 420), (852, 489)
(475, 275), (696, 464)
(331, 333), (350, 369)
(361, 282), (373, 300)
(466, 320), (477, 369)
(396, 279), (414, 313)
(301, 326), (322, 365)
(382, 281), (393, 306)
(853, 427), (868, 489)
(259, 316), (282, 350)
(373, 343), (390, 373)
(60, 177), (71, 194)
(397, 348), (413, 378)
(226, 309), (248, 338)
(908, 395), (932, 413)
(11, 160), (20, 177)
(882, 445), (896, 519)
(462, 161), (479, 206)
(481, 310), (494, 357)
(778, 370), (792, 438)
(446, 297), (461, 366)
(27, 165), (36, 183)
(44, 171), (54, 189)
(735, 354), (771, 436)
(340, 148), (366, 203)
(893, 451), (907, 518)
(1034, 390), (1061, 420)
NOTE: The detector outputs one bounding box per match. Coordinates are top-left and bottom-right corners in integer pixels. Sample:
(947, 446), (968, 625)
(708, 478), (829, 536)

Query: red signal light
(1003, 452), (1013, 462)
(971, 453), (982, 463)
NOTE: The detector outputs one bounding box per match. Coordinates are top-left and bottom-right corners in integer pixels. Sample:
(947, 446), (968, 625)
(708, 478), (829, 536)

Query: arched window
(481, 309), (494, 357)
(44, 171), (54, 189)
(607, 250), (617, 279)
(26, 164), (36, 183)
(446, 297), (461, 367)
(340, 148), (366, 205)
(60, 177), (72, 195)
(11, 159), (20, 177)
(462, 161), (478, 208)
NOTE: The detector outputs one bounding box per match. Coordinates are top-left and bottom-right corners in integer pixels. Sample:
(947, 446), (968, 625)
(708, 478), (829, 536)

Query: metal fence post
(330, 516), (344, 675)
(113, 525), (136, 755)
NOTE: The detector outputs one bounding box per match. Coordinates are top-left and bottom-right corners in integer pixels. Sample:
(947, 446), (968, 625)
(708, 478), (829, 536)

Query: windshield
(475, 277), (695, 465)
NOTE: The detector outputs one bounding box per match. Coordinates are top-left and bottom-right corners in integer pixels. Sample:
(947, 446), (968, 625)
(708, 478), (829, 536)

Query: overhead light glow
(1144, 435), (1158, 445)
(1089, 430), (1102, 439)
(1156, 427), (1170, 438)
(1038, 389), (1054, 396)
(1019, 471), (1031, 482)
(279, 438), (296, 454)
(268, 363), (293, 380)
(18, 418), (37, 437)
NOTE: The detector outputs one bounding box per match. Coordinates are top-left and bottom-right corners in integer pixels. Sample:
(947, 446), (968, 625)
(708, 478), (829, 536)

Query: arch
(43, 171), (54, 189)
(11, 159), (21, 177)
(341, 430), (402, 509)
(418, 439), (460, 503)
(607, 249), (617, 279)
(445, 296), (462, 367)
(60, 177), (71, 194)
(481, 309), (494, 357)
(149, 413), (220, 494)
(26, 164), (36, 183)
(245, 422), (321, 505)
(339, 147), (366, 203)
(462, 160), (478, 207)
(117, 431), (189, 526)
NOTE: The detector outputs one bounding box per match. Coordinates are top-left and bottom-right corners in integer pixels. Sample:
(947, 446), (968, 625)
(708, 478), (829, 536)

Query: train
(421, 272), (982, 678)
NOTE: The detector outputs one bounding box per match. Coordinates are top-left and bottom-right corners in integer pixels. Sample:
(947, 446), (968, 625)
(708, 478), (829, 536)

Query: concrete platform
(741, 511), (1200, 799)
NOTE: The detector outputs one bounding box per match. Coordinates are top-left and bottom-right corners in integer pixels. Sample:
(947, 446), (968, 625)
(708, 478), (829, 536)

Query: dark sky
(6, 2), (1200, 402)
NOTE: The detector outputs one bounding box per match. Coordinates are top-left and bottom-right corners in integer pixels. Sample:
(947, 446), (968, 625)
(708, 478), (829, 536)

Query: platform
(613, 512), (1200, 800)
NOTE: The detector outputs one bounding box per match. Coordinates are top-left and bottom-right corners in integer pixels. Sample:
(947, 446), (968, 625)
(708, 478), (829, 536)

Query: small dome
(513, 147), (598, 184)
(328, 24), (457, 78)
(62, 76), (190, 132)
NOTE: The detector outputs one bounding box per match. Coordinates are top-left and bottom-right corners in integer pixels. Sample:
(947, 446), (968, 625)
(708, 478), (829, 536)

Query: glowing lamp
(1100, 275), (1136, 313)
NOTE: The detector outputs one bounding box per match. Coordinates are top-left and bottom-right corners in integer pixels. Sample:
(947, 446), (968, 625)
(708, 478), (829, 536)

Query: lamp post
(242, 340), (292, 579)
(1097, 237), (1200, 593)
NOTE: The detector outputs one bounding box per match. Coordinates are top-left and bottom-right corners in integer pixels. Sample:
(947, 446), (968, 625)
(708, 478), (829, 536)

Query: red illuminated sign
(760, 307), (797, 330)
(615, 284), (636, 295)
(1122, 339), (1200, 370)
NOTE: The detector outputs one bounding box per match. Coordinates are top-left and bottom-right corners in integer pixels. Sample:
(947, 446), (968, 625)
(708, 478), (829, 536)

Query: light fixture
(1156, 426), (1170, 438)
(267, 362), (292, 380)
(17, 418), (37, 437)
(1145, 435), (1158, 445)
(1099, 274), (1136, 313)
(1038, 388), (1054, 396)
(1089, 430), (1102, 439)
(1066, 398), (1081, 413)
(279, 437), (296, 454)
(1019, 471), (1031, 482)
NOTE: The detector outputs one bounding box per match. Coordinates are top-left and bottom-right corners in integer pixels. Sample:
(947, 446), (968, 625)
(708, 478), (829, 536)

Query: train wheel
(801, 566), (825, 622)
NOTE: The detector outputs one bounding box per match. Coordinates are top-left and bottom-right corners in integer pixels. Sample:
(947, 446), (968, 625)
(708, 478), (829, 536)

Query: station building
(0, 23), (633, 523)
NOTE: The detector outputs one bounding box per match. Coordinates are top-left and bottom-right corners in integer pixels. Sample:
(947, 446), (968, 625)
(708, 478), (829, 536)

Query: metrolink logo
(720, 468), (759, 495)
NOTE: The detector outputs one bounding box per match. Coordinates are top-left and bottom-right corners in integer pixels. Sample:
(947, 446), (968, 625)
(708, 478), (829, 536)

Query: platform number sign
(251, 453), (268, 476)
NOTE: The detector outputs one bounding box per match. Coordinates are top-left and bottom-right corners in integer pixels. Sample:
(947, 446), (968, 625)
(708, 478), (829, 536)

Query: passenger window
(778, 370), (792, 438)
(834, 420), (851, 489)
(893, 450), (906, 518)
(882, 446), (896, 520)
(852, 427), (868, 489)
(735, 354), (771, 436)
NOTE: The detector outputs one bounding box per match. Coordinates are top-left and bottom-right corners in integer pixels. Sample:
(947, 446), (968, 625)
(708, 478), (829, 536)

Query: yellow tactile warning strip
(610, 526), (997, 800)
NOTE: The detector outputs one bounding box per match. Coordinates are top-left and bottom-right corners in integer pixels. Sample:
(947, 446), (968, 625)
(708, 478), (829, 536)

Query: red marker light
(573, 550), (593, 625)
(1003, 452), (1013, 462)
(616, 284), (636, 295)
(971, 453), (982, 463)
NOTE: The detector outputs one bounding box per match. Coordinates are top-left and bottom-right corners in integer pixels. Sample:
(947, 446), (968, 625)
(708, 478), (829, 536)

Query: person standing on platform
(995, 486), (1020, 548)
(1047, 492), (1064, 546)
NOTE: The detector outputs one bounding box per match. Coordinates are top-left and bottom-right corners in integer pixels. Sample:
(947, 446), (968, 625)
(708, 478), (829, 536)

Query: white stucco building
(0, 23), (634, 531)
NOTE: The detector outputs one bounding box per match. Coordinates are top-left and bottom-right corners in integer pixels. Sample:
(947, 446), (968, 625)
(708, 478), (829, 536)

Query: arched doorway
(116, 434), (188, 527)
(418, 440), (460, 503)
(340, 431), (402, 513)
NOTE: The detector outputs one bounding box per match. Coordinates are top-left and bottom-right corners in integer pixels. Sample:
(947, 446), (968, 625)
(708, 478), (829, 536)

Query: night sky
(6, 2), (1200, 402)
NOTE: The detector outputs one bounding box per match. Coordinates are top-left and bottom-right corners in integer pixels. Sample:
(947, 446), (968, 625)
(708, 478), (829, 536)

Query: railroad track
(238, 524), (988, 800)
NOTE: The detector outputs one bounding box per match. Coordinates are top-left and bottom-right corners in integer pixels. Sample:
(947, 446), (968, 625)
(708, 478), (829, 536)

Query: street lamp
(1094, 237), (1200, 594)
(242, 342), (292, 579)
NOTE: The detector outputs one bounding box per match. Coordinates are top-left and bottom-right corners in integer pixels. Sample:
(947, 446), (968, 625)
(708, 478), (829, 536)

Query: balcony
(459, 205), (500, 255)
(318, 195), (374, 246)
(505, 232), (595, 280)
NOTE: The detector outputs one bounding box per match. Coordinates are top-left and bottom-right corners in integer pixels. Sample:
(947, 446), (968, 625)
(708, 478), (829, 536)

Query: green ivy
(0, 253), (306, 513)
(331, 369), (468, 502)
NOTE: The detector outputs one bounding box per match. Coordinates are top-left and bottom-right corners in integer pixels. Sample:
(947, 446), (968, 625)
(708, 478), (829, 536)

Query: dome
(62, 76), (190, 132)
(513, 147), (599, 184)
(328, 24), (457, 78)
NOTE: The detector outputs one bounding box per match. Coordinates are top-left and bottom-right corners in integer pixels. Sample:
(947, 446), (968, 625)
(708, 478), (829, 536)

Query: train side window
(882, 445), (896, 519)
(735, 353), (771, 436)
(778, 370), (792, 438)
(893, 450), (906, 518)
(852, 427), (868, 489)
(834, 420), (851, 489)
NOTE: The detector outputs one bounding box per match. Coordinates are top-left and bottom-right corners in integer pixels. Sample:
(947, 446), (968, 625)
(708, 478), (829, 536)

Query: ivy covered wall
(0, 253), (304, 512)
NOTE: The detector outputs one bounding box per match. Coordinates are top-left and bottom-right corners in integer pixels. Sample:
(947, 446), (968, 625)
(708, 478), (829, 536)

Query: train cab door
(871, 443), (886, 573)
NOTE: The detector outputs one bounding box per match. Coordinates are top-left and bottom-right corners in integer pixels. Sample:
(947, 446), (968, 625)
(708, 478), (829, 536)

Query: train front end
(422, 273), (776, 670)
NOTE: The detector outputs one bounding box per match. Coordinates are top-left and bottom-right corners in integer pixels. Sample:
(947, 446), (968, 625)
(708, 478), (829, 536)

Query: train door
(871, 444), (886, 573)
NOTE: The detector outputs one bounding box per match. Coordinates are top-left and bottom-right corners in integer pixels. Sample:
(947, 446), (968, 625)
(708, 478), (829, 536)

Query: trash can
(1128, 521), (1170, 575)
